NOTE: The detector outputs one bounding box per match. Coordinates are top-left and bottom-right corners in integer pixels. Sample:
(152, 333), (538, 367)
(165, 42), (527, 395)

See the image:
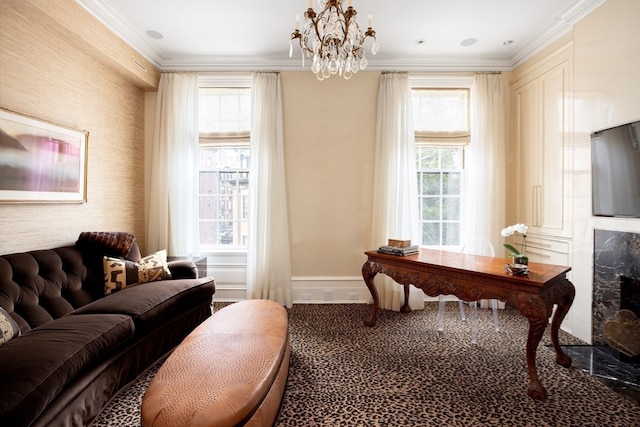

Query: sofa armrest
(167, 261), (198, 279)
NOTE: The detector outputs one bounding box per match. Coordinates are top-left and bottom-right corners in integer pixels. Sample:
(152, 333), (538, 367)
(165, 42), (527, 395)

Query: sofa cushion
(103, 250), (171, 295)
(76, 231), (136, 260)
(0, 313), (134, 425)
(72, 278), (215, 333)
(76, 232), (142, 300)
(0, 307), (20, 345)
(0, 249), (92, 332)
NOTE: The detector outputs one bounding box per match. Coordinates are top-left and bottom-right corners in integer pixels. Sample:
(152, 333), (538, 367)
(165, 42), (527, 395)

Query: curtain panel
(464, 73), (506, 250)
(246, 72), (292, 307)
(466, 73), (506, 309)
(370, 72), (424, 311)
(145, 72), (200, 256)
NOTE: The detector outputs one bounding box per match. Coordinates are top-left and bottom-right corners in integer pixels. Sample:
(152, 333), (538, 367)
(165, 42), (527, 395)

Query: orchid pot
(512, 253), (529, 266)
(501, 223), (529, 266)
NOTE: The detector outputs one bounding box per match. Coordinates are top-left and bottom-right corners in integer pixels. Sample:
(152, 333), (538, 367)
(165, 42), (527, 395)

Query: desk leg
(400, 285), (411, 313)
(524, 278), (575, 400)
(362, 261), (380, 326)
(550, 279), (576, 368)
(525, 311), (549, 400)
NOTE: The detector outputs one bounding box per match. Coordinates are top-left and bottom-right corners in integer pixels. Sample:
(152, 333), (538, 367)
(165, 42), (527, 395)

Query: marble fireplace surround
(592, 229), (640, 348)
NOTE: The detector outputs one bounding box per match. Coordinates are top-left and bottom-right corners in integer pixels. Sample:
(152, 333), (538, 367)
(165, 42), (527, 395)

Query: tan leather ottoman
(141, 299), (290, 427)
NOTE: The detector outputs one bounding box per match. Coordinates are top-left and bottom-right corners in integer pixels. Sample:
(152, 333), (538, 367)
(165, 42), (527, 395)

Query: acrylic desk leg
(362, 261), (379, 327)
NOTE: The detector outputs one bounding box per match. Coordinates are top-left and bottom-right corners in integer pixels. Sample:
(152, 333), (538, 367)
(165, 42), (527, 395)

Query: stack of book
(377, 239), (419, 256)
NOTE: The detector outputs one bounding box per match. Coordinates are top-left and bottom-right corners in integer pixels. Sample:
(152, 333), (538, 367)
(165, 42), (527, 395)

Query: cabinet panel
(527, 247), (569, 266)
(539, 63), (568, 231)
(514, 80), (539, 228)
(510, 56), (571, 238)
(525, 235), (571, 267)
(526, 235), (569, 253)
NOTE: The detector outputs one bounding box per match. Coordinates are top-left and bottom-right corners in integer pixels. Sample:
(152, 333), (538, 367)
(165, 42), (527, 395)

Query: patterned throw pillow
(103, 249), (172, 295)
(0, 307), (20, 346)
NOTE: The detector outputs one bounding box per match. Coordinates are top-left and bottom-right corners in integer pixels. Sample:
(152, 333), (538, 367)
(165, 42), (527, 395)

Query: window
(412, 88), (470, 248)
(198, 87), (251, 250)
(416, 146), (463, 246)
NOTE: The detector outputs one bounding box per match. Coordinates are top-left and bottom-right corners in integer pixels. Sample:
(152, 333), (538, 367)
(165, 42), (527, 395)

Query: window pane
(422, 197), (440, 220)
(199, 145), (250, 247)
(441, 148), (462, 169)
(442, 172), (460, 195)
(443, 222), (460, 245)
(422, 173), (441, 195)
(422, 223), (441, 246)
(199, 88), (250, 133)
(417, 146), (439, 169)
(442, 197), (460, 220)
(416, 145), (463, 247)
(412, 89), (469, 133)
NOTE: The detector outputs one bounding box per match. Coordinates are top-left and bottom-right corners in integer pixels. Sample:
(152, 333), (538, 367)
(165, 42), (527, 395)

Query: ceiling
(76, 0), (605, 72)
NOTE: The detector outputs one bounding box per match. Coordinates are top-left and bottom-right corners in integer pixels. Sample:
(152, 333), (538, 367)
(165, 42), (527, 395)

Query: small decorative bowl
(504, 263), (529, 275)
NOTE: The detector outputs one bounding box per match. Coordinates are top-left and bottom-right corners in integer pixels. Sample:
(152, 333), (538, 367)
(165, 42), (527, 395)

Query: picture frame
(0, 109), (88, 203)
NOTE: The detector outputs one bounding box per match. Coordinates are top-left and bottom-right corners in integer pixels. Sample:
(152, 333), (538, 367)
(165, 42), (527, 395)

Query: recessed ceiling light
(460, 38), (477, 47)
(503, 40), (514, 46)
(146, 30), (164, 40)
(415, 39), (426, 45)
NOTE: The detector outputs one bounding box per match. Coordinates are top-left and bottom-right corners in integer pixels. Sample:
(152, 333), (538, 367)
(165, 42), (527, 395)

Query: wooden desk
(361, 248), (575, 401)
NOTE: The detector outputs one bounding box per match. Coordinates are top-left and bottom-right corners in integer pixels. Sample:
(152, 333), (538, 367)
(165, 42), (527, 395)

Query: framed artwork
(0, 109), (88, 203)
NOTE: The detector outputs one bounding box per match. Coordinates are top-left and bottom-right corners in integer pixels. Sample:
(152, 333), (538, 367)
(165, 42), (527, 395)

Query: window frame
(197, 75), (252, 256)
(411, 75), (473, 250)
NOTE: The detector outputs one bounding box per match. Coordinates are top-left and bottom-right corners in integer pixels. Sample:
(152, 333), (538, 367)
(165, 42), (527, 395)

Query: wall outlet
(323, 290), (333, 301)
(348, 292), (358, 300)
(301, 293), (312, 300)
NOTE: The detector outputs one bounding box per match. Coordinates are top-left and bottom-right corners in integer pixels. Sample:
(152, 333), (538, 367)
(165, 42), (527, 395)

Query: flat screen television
(591, 119), (640, 218)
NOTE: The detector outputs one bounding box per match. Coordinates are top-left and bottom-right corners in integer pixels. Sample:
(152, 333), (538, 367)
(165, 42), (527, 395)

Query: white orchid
(501, 223), (528, 255)
(501, 223), (528, 237)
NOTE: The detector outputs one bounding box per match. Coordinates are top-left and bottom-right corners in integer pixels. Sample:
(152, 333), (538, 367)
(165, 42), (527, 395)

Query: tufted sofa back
(0, 239), (142, 333)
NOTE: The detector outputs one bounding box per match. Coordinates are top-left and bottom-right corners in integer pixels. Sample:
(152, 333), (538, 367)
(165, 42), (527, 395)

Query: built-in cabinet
(508, 42), (573, 267)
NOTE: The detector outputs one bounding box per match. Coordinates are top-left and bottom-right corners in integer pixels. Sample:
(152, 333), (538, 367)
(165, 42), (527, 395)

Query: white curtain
(370, 72), (424, 311)
(145, 72), (200, 256)
(246, 72), (292, 308)
(466, 73), (506, 309)
(464, 73), (506, 250)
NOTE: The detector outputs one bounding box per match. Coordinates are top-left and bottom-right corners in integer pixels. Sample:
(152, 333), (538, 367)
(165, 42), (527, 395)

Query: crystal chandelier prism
(290, 0), (379, 81)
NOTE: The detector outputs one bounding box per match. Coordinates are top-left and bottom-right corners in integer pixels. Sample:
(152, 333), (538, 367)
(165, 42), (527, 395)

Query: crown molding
(76, 0), (606, 73)
(76, 0), (164, 69)
(509, 0), (606, 68)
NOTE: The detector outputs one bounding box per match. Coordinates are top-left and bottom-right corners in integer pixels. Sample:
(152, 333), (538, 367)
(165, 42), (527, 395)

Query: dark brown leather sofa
(0, 232), (215, 427)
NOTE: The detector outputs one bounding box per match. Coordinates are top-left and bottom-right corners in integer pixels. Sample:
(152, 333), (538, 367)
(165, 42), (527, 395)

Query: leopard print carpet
(92, 302), (640, 427)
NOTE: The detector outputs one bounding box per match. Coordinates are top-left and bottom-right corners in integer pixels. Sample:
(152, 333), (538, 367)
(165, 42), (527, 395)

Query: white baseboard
(211, 285), (247, 302)
(291, 276), (371, 303)
(210, 276), (506, 308)
(212, 276), (372, 303)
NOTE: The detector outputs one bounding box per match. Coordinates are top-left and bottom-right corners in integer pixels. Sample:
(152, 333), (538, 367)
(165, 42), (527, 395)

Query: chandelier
(290, 0), (379, 80)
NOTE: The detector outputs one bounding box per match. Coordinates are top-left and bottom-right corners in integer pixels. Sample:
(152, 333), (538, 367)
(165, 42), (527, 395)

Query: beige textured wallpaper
(0, 0), (158, 255)
(281, 71), (379, 276)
